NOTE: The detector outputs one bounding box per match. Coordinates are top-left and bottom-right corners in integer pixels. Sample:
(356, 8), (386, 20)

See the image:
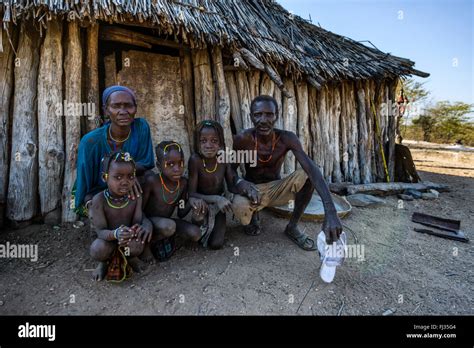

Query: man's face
(105, 161), (135, 197)
(251, 101), (277, 136)
(105, 91), (137, 127)
(199, 127), (221, 159)
(159, 148), (184, 183)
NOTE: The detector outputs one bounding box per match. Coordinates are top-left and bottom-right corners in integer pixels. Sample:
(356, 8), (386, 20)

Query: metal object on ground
(412, 212), (469, 243)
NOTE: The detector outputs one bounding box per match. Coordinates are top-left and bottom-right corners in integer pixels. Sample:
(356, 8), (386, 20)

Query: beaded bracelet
(113, 228), (119, 240)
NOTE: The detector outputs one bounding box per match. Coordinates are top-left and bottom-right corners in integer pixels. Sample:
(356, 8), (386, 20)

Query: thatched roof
(0, 0), (429, 86)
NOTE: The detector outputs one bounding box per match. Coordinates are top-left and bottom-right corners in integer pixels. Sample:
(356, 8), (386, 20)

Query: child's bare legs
(207, 211), (226, 250)
(174, 219), (202, 242)
(90, 239), (115, 281)
(149, 216), (176, 241)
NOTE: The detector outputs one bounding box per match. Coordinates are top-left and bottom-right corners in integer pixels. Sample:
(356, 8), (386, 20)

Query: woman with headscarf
(73, 86), (155, 217)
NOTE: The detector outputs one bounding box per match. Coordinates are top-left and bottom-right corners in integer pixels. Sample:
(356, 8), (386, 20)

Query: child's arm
(141, 175), (154, 210)
(179, 173), (207, 218)
(89, 193), (115, 241)
(89, 193), (133, 244)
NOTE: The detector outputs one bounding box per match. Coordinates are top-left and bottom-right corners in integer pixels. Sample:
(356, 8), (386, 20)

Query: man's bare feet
(92, 262), (107, 281)
(244, 212), (261, 236)
(139, 245), (155, 264)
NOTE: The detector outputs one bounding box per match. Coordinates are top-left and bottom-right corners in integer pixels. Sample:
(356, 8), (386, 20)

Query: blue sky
(278, 0), (473, 116)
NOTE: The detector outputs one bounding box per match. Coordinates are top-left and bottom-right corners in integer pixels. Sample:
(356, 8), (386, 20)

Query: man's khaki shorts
(231, 169), (309, 225)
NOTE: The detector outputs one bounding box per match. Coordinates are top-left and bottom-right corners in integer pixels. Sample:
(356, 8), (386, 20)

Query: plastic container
(317, 231), (347, 283)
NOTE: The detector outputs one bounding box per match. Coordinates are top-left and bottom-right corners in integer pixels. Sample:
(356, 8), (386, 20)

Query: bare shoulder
(233, 129), (254, 148)
(145, 173), (160, 186)
(277, 129), (299, 144)
(91, 191), (105, 206)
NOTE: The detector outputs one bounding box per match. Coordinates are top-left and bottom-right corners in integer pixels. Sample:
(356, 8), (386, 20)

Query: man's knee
(156, 219), (176, 238)
(90, 239), (114, 261)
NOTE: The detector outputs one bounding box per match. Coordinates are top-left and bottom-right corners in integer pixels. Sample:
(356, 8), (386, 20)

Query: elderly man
(231, 95), (342, 250)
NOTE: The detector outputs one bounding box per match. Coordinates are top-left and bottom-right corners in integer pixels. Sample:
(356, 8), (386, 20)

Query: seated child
(142, 141), (207, 259)
(89, 151), (153, 282)
(188, 120), (243, 249)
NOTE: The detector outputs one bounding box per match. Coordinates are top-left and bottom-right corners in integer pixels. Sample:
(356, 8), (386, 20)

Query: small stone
(0, 301), (4, 306)
(73, 221), (85, 229)
(346, 194), (385, 207)
(382, 308), (396, 316)
(421, 192), (438, 200)
(428, 189), (439, 198)
(404, 189), (422, 199)
(398, 194), (414, 201)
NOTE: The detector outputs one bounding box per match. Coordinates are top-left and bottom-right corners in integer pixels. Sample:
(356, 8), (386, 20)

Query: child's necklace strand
(202, 158), (218, 173)
(104, 190), (130, 209)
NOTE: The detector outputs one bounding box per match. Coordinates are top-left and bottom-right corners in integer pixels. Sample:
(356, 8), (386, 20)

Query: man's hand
(189, 197), (208, 215)
(237, 180), (261, 207)
(128, 178), (143, 200)
(216, 196), (233, 214)
(322, 210), (343, 244)
(132, 223), (152, 244)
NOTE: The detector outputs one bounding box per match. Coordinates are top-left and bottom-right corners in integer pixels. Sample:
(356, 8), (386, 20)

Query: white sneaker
(317, 231), (347, 283)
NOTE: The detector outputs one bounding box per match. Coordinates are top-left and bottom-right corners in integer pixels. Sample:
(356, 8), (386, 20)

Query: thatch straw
(0, 0), (429, 84)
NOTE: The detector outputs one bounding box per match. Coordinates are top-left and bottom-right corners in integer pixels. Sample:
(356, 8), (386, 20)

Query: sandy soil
(0, 147), (472, 315)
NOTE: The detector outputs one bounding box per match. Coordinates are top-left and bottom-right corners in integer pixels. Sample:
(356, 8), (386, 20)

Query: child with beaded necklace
(89, 151), (153, 282)
(142, 141), (206, 259)
(188, 120), (244, 249)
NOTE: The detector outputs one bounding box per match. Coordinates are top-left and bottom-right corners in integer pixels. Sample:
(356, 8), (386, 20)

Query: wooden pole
(0, 27), (15, 227)
(85, 24), (99, 132)
(356, 81), (371, 184)
(309, 86), (322, 169)
(225, 71), (242, 133)
(349, 82), (360, 184)
(248, 70), (261, 102)
(38, 20), (64, 224)
(180, 49), (196, 150)
(296, 81), (310, 156)
(192, 48), (216, 123)
(62, 21), (82, 222)
(211, 46), (233, 149)
(283, 78), (297, 174)
(340, 82), (349, 181)
(7, 21), (41, 222)
(235, 70), (252, 129)
(387, 79), (397, 181)
(332, 85), (342, 182)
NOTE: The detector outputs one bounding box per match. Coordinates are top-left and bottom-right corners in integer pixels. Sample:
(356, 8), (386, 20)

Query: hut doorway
(99, 37), (192, 160)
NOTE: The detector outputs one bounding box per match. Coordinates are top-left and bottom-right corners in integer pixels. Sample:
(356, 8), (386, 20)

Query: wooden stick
(0, 26), (16, 227)
(225, 71), (243, 133)
(192, 48), (216, 123)
(38, 20), (64, 224)
(101, 26), (183, 50)
(85, 24), (99, 132)
(346, 181), (449, 196)
(235, 71), (252, 129)
(283, 78), (297, 174)
(180, 49), (197, 150)
(62, 21), (82, 222)
(7, 21), (41, 222)
(296, 81), (309, 156)
(212, 46), (233, 149)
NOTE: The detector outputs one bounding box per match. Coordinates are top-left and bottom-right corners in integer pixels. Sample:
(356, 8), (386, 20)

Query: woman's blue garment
(74, 118), (154, 210)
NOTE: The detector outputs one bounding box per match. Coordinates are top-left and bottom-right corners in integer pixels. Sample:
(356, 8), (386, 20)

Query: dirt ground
(0, 146), (472, 315)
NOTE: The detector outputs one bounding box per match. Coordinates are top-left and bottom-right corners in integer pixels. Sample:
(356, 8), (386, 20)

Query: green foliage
(405, 101), (474, 146)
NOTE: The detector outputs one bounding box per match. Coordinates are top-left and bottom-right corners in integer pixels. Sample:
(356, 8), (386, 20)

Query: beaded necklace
(159, 173), (181, 205)
(108, 125), (131, 151)
(202, 157), (218, 173)
(104, 189), (130, 209)
(254, 131), (280, 163)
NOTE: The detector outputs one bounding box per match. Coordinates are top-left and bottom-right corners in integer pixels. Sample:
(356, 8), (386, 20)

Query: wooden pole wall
(7, 22), (41, 222)
(61, 22), (82, 222)
(37, 20), (64, 224)
(0, 27), (16, 227)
